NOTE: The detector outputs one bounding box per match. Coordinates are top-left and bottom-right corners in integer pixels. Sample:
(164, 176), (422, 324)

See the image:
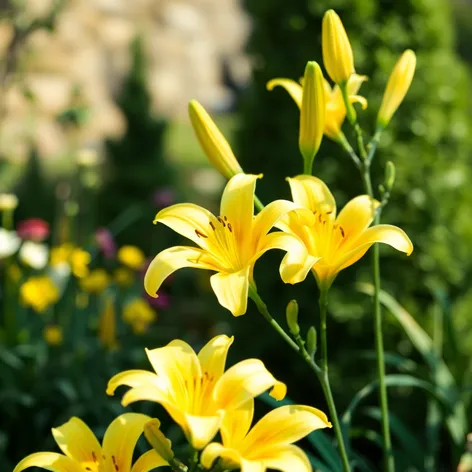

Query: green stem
(319, 289), (329, 372)
(337, 133), (361, 170)
(254, 195), (264, 213)
(303, 158), (313, 176)
(249, 286), (351, 472)
(188, 449), (199, 472)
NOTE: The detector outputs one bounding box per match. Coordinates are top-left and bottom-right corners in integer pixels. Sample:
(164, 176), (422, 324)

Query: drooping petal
(145, 340), (202, 409)
(144, 246), (218, 298)
(221, 399), (254, 448)
(220, 174), (260, 245)
(287, 176), (336, 216)
(252, 200), (315, 244)
(201, 443), (243, 470)
(210, 267), (250, 317)
(51, 417), (101, 465)
(335, 195), (379, 240)
(13, 452), (83, 472)
(258, 445), (312, 472)
(266, 79), (302, 108)
(243, 405), (331, 451)
(214, 359), (286, 411)
(185, 413), (224, 450)
(336, 224), (413, 273)
(102, 413), (151, 472)
(350, 95), (368, 109)
(198, 335), (234, 381)
(154, 203), (219, 249)
(346, 74), (368, 95)
(254, 232), (318, 285)
(131, 450), (168, 472)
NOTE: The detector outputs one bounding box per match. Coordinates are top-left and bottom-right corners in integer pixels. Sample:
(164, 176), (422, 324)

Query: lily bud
(188, 100), (243, 180)
(299, 61), (325, 173)
(322, 10), (355, 85)
(286, 299), (300, 336)
(384, 161), (396, 191)
(377, 50), (416, 128)
(144, 419), (175, 462)
(306, 326), (317, 356)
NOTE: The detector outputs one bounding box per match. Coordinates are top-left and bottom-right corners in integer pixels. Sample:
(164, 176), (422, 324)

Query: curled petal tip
(269, 381), (287, 401)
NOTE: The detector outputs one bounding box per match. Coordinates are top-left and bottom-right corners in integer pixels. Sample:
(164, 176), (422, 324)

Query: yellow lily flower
(201, 399), (331, 472)
(13, 413), (167, 472)
(267, 74), (367, 142)
(107, 335), (287, 450)
(278, 175), (413, 289)
(144, 173), (316, 316)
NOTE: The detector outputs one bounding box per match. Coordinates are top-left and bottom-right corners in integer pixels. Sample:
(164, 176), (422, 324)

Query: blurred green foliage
(236, 0), (472, 466)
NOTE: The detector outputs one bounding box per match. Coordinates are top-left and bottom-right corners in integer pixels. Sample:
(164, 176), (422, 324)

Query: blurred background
(1, 0), (472, 470)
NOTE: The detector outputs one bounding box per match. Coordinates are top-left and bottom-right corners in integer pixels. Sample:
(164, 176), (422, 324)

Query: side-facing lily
(144, 173), (316, 316)
(278, 175), (413, 290)
(13, 413), (167, 472)
(107, 335), (287, 450)
(201, 399), (331, 472)
(267, 74), (367, 142)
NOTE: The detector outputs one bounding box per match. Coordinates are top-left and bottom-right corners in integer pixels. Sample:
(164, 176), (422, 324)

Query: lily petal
(266, 79), (302, 108)
(210, 267), (250, 317)
(201, 443), (242, 470)
(221, 399), (254, 448)
(144, 246), (218, 298)
(131, 450), (168, 472)
(154, 203), (218, 249)
(214, 359), (286, 411)
(287, 176), (336, 216)
(51, 417), (101, 465)
(13, 452), (83, 472)
(347, 74), (368, 95)
(258, 445), (312, 472)
(185, 414), (224, 450)
(102, 413), (151, 472)
(335, 195), (379, 240)
(198, 335), (234, 381)
(220, 174), (260, 244)
(337, 224), (413, 273)
(243, 405), (331, 451)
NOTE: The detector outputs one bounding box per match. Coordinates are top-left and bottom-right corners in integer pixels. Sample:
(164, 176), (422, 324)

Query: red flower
(17, 219), (50, 242)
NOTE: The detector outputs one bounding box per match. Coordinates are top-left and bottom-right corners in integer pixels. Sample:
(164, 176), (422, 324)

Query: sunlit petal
(131, 450), (168, 472)
(243, 405), (331, 450)
(51, 417), (101, 465)
(287, 176), (336, 216)
(154, 203), (218, 249)
(13, 452), (83, 472)
(266, 79), (302, 108)
(220, 174), (260, 244)
(346, 74), (368, 95)
(335, 195), (379, 239)
(221, 399), (254, 448)
(258, 445), (312, 472)
(102, 413), (151, 472)
(214, 359), (286, 411)
(185, 414), (224, 450)
(106, 370), (166, 402)
(198, 335), (234, 381)
(210, 267), (250, 317)
(144, 246), (218, 298)
(201, 443), (242, 470)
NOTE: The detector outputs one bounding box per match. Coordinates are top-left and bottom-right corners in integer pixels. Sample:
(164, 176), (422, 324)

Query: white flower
(19, 241), (49, 269)
(0, 229), (21, 259)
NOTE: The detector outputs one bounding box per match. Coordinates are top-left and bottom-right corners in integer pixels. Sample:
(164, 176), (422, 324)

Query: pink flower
(152, 188), (175, 208)
(146, 291), (170, 309)
(95, 228), (117, 259)
(16, 219), (50, 241)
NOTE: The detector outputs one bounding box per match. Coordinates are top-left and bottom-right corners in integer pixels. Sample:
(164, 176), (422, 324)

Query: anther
(326, 210), (333, 215)
(318, 214), (322, 223)
(217, 216), (226, 227)
(227, 223), (233, 232)
(209, 221), (216, 231)
(340, 226), (345, 238)
(195, 229), (208, 238)
(112, 455), (119, 471)
(92, 452), (97, 462)
(224, 216), (228, 221)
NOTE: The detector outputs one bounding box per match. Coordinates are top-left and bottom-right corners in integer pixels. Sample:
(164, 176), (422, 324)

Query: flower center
(308, 210), (345, 260)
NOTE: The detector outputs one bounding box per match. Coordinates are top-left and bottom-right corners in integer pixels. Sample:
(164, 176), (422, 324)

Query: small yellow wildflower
(114, 267), (135, 288)
(43, 325), (63, 346)
(50, 244), (91, 278)
(21, 276), (59, 313)
(80, 268), (110, 294)
(118, 245), (145, 271)
(0, 193), (18, 211)
(123, 299), (156, 334)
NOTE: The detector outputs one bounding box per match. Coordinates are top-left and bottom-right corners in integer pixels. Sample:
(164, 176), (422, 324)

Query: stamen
(112, 455), (119, 471)
(318, 214), (322, 223)
(227, 223), (233, 232)
(326, 210), (333, 215)
(217, 216), (226, 227)
(195, 229), (208, 238)
(92, 452), (97, 462)
(224, 215), (228, 221)
(209, 221), (216, 231)
(339, 226), (345, 238)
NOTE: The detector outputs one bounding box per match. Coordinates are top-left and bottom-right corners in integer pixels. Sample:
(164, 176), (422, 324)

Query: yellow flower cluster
(122, 298), (156, 334)
(117, 245), (145, 271)
(20, 276), (59, 313)
(80, 268), (110, 294)
(50, 244), (91, 278)
(43, 325), (63, 346)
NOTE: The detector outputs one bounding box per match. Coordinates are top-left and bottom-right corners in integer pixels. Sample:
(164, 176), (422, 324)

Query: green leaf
(357, 283), (467, 454)
(358, 350), (417, 373)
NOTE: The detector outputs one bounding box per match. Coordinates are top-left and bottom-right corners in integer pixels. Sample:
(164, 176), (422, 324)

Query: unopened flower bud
(306, 326), (317, 356)
(299, 61), (325, 173)
(322, 10), (355, 85)
(377, 50), (416, 128)
(384, 161), (395, 191)
(144, 419), (174, 462)
(188, 100), (243, 180)
(286, 300), (300, 336)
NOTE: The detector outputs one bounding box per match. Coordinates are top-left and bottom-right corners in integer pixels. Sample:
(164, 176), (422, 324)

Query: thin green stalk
(303, 158), (313, 175)
(248, 286), (351, 472)
(254, 195), (264, 213)
(319, 289), (329, 372)
(188, 449), (199, 472)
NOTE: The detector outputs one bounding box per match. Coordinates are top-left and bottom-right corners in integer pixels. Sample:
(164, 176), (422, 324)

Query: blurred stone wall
(0, 0), (250, 160)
